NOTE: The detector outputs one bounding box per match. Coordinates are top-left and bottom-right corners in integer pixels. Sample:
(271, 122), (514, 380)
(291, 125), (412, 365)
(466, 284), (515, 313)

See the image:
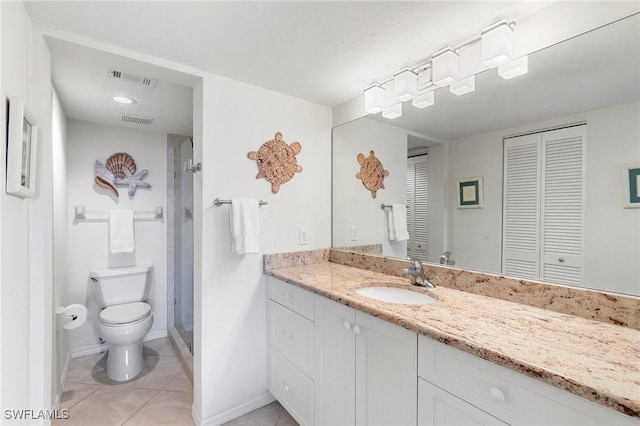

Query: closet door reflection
(174, 138), (194, 353)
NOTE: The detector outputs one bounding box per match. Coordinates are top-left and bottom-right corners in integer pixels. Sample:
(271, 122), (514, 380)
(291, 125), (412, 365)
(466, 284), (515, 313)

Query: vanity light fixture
(112, 95), (138, 105)
(482, 21), (514, 68)
(412, 90), (435, 108)
(364, 84), (386, 114)
(362, 18), (520, 116)
(393, 68), (418, 102)
(432, 47), (459, 87)
(450, 76), (475, 96)
(498, 55), (528, 79)
(382, 81), (402, 119)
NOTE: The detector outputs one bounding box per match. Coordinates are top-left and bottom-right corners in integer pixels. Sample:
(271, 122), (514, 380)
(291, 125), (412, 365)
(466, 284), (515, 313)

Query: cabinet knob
(284, 383), (291, 392)
(284, 293), (291, 300)
(558, 257), (565, 263)
(343, 322), (352, 330)
(489, 387), (505, 402)
(353, 325), (362, 335)
(284, 331), (292, 340)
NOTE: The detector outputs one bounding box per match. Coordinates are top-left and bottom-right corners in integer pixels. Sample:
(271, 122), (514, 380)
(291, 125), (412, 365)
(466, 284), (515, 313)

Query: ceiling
(24, 1), (556, 135)
(46, 37), (195, 135)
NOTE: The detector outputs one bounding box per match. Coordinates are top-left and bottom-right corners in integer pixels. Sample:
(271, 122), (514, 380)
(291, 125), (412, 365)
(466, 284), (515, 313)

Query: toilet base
(106, 341), (144, 381)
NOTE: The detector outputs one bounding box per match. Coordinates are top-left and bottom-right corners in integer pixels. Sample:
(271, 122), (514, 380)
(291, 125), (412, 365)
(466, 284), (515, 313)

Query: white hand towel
(387, 207), (396, 240)
(390, 204), (410, 241)
(230, 199), (260, 254)
(109, 209), (135, 253)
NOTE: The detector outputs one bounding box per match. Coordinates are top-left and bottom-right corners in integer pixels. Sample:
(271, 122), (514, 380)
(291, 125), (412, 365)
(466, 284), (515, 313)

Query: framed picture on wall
(622, 164), (640, 208)
(457, 176), (483, 209)
(6, 96), (38, 198)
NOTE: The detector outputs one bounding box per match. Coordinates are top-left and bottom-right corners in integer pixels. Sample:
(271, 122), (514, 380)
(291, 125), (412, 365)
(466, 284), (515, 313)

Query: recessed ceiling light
(112, 95), (138, 104)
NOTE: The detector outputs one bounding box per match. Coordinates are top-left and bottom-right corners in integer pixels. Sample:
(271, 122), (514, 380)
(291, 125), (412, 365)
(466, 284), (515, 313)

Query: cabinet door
(540, 126), (585, 286)
(418, 379), (508, 426)
(314, 296), (356, 426)
(355, 311), (417, 426)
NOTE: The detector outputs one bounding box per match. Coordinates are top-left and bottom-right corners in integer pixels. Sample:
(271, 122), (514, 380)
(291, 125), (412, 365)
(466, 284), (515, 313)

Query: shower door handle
(184, 159), (201, 173)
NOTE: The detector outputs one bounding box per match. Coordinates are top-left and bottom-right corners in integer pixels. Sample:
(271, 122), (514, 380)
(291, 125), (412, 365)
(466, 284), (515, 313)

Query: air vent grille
(108, 69), (158, 88)
(121, 113), (154, 126)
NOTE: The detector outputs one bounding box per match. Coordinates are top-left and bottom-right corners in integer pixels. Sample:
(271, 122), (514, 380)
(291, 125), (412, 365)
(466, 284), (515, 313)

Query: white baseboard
(145, 329), (168, 341)
(199, 392), (276, 426)
(70, 329), (168, 358)
(52, 352), (71, 409)
(70, 342), (107, 358)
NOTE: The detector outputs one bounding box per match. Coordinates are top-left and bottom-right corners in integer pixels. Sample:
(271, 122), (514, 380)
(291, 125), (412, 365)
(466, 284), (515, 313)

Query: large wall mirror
(332, 14), (640, 296)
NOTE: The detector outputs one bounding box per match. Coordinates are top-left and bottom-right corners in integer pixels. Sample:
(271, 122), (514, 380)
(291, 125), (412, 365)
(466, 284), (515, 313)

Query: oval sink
(356, 287), (436, 305)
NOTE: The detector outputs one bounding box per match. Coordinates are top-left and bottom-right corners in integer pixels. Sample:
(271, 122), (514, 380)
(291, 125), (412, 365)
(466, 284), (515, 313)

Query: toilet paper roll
(61, 304), (88, 330)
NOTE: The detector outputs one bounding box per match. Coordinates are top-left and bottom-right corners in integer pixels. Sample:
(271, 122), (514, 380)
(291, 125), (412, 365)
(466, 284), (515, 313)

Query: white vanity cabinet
(315, 295), (417, 426)
(267, 277), (316, 425)
(418, 336), (637, 426)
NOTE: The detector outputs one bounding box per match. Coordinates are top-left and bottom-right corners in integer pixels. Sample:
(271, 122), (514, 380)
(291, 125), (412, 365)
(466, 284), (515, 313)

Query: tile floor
(221, 401), (298, 426)
(54, 337), (194, 426)
(55, 336), (298, 426)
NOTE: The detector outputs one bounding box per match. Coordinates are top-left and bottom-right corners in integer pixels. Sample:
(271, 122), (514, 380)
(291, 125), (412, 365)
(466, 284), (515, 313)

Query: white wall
(447, 130), (504, 273)
(444, 101), (640, 295)
(333, 118), (408, 258)
(65, 120), (168, 354)
(1, 2), (54, 421)
(51, 86), (69, 406)
(196, 73), (331, 425)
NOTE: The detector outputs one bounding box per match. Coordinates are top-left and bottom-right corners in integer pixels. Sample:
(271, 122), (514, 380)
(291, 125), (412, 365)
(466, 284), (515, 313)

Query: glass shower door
(173, 139), (194, 353)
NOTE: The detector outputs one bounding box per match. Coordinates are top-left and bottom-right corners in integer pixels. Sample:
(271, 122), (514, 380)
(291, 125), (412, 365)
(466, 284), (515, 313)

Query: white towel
(230, 199), (260, 254)
(109, 209), (135, 253)
(388, 204), (410, 241)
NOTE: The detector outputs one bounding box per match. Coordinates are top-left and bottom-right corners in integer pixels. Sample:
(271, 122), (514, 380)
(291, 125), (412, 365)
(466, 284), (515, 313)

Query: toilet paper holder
(56, 304), (88, 330)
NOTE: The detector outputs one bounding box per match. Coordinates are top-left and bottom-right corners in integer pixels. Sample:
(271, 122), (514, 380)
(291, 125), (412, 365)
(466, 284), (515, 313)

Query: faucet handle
(409, 257), (422, 270)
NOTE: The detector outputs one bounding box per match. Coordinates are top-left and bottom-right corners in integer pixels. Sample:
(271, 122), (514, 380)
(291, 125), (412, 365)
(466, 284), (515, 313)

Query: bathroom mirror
(332, 14), (640, 296)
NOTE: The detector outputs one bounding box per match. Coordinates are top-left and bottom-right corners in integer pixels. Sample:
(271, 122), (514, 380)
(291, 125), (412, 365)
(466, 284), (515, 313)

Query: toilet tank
(90, 264), (152, 308)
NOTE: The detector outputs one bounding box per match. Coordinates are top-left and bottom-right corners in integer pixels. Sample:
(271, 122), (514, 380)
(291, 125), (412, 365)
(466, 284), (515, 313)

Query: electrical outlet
(350, 225), (358, 241)
(299, 226), (309, 245)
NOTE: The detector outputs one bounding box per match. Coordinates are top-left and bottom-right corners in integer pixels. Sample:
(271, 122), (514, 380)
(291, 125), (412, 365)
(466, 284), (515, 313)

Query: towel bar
(214, 198), (268, 207)
(74, 205), (163, 222)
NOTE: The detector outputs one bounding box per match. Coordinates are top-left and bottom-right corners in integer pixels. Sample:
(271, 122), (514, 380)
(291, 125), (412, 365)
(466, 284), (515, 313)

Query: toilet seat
(100, 302), (151, 325)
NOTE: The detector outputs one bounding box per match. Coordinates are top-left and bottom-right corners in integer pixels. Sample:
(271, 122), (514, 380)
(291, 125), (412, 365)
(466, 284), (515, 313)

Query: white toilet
(90, 264), (154, 381)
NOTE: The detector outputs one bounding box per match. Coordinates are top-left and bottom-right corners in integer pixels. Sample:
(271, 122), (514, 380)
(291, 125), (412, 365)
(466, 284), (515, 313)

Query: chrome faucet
(403, 257), (436, 288)
(439, 251), (455, 266)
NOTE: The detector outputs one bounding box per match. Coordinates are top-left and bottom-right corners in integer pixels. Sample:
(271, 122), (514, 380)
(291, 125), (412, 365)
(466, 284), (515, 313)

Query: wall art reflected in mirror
(332, 14), (640, 296)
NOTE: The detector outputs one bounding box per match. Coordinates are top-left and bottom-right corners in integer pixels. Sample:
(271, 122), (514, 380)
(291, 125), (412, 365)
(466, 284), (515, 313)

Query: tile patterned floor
(55, 337), (298, 426)
(54, 337), (194, 426)
(221, 401), (298, 426)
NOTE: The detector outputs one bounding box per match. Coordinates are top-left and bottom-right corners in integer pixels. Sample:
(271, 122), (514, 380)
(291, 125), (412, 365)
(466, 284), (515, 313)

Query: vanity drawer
(418, 336), (634, 425)
(268, 276), (315, 320)
(270, 348), (315, 426)
(269, 300), (314, 377)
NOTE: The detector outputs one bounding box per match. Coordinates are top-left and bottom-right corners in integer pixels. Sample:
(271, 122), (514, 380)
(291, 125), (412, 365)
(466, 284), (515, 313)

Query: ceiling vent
(108, 69), (158, 88)
(121, 113), (154, 126)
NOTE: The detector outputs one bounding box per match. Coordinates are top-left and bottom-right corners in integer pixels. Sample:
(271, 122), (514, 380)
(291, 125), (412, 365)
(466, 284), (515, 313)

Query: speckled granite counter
(264, 252), (640, 418)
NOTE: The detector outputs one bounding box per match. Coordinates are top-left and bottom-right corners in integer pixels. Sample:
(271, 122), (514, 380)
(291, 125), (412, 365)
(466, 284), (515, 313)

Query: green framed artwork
(457, 177), (483, 209)
(623, 164), (640, 208)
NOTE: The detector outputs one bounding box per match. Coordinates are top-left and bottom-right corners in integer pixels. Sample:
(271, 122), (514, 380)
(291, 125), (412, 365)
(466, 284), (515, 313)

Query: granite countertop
(266, 261), (640, 418)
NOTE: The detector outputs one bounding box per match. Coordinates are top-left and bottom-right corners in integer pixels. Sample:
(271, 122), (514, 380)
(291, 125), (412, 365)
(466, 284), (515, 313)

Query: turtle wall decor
(247, 132), (302, 193)
(356, 150), (389, 198)
(94, 152), (151, 198)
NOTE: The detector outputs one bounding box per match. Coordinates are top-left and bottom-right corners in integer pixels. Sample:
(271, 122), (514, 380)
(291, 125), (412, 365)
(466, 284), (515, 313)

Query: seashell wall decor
(356, 150), (389, 198)
(247, 132), (302, 193)
(94, 152), (151, 198)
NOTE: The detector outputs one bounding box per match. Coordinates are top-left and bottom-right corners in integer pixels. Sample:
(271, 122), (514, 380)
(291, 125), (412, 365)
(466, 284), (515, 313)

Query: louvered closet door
(502, 134), (541, 280)
(540, 126), (585, 286)
(407, 155), (429, 261)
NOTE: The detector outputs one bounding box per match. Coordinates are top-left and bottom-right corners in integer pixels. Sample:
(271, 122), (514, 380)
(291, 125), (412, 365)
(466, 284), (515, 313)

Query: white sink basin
(356, 287), (436, 305)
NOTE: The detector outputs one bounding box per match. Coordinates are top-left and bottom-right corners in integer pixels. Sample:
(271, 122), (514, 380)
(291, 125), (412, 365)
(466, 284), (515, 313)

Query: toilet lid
(100, 302), (151, 325)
